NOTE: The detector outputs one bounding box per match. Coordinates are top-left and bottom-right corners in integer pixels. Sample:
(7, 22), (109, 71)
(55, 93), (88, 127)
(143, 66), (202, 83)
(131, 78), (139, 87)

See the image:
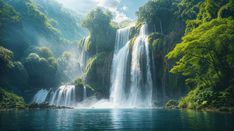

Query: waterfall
(32, 89), (49, 104)
(83, 86), (87, 100)
(50, 85), (76, 107)
(114, 27), (131, 51)
(32, 85), (77, 107)
(78, 37), (89, 72)
(32, 24), (153, 108)
(110, 24), (153, 107)
(128, 24), (153, 107)
(110, 26), (131, 106)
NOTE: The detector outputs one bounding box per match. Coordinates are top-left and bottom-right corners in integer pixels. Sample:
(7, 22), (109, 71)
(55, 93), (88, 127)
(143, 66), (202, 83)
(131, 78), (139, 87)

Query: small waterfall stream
(49, 85), (76, 106)
(32, 89), (49, 104)
(32, 85), (76, 107)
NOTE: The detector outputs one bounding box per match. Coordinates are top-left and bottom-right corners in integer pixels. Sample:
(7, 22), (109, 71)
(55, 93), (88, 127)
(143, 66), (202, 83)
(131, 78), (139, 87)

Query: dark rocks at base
(28, 102), (73, 109)
(165, 100), (179, 109)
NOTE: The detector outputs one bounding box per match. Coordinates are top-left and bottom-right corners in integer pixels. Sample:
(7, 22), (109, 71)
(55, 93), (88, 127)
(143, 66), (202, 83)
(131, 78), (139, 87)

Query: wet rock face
(75, 85), (95, 102)
(85, 52), (113, 99)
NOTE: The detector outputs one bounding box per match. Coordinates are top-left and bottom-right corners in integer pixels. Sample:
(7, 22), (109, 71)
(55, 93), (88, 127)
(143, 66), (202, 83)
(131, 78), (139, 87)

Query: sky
(55, 0), (149, 23)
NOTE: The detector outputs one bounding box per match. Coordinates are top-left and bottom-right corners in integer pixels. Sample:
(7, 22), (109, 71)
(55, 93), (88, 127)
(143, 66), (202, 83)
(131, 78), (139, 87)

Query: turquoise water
(0, 109), (233, 130)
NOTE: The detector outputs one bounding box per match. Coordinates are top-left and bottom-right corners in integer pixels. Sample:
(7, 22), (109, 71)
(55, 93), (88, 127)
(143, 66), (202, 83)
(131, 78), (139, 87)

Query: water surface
(0, 109), (233, 130)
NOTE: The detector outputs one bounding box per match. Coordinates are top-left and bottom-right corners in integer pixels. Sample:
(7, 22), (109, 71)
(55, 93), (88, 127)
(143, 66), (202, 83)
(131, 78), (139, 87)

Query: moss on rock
(84, 52), (113, 98)
(165, 100), (179, 109)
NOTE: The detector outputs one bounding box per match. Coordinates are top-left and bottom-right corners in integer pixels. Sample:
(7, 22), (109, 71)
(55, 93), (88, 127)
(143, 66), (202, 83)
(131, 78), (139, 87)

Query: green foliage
(74, 78), (84, 87)
(0, 0), (86, 98)
(197, 0), (234, 22)
(0, 46), (28, 90)
(178, 85), (234, 110)
(176, 0), (202, 20)
(167, 18), (234, 90)
(179, 0), (234, 33)
(82, 8), (112, 34)
(218, 0), (234, 18)
(9, 0), (60, 37)
(81, 8), (116, 54)
(165, 100), (178, 109)
(136, 0), (177, 34)
(129, 36), (137, 48)
(0, 88), (26, 109)
(74, 78), (94, 91)
(176, 0), (234, 22)
(83, 36), (93, 52)
(84, 52), (112, 97)
(34, 0), (86, 40)
(34, 47), (53, 59)
(0, 0), (20, 28)
(0, 46), (14, 74)
(23, 52), (58, 88)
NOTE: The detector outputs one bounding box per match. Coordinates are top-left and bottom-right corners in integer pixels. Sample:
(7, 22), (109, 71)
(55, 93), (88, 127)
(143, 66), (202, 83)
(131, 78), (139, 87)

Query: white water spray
(110, 26), (131, 107)
(128, 24), (153, 107)
(32, 85), (77, 107)
(32, 24), (153, 109)
(50, 85), (76, 106)
(110, 24), (153, 107)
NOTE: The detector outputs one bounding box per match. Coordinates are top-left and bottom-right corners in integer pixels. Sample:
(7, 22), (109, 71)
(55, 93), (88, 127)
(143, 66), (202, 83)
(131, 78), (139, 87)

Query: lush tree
(81, 8), (116, 53)
(176, 0), (202, 20)
(136, 0), (177, 34)
(82, 8), (112, 34)
(0, 46), (28, 90)
(0, 88), (26, 109)
(0, 0), (20, 28)
(33, 47), (53, 59)
(167, 18), (234, 90)
(23, 52), (58, 88)
(0, 46), (14, 74)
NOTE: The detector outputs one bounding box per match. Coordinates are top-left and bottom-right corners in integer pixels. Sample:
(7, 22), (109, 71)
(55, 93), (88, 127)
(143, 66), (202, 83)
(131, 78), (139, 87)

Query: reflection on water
(111, 109), (153, 130)
(0, 109), (233, 130)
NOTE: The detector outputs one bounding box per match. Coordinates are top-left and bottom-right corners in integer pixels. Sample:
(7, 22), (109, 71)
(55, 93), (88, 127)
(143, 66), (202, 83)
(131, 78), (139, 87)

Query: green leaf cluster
(0, 88), (26, 109)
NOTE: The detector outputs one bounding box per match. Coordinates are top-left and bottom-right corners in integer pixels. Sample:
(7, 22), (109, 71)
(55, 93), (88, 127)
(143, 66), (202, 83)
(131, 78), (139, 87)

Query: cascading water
(31, 36), (90, 107)
(50, 85), (76, 106)
(32, 89), (49, 104)
(78, 37), (89, 72)
(32, 24), (153, 108)
(128, 24), (153, 107)
(32, 85), (77, 107)
(110, 24), (153, 107)
(110, 26), (131, 106)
